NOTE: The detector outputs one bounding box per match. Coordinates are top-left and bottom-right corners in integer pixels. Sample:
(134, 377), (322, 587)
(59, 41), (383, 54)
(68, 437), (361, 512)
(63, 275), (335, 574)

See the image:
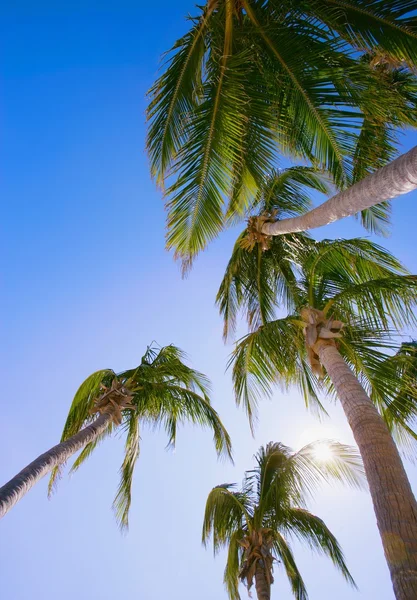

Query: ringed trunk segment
(240, 530), (274, 600)
(255, 561), (272, 600)
(316, 340), (417, 600)
(0, 412), (112, 519)
(260, 145), (417, 237)
(300, 306), (344, 378)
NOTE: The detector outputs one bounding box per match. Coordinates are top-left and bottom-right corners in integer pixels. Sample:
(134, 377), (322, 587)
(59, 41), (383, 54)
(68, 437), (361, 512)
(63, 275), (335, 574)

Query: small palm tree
(203, 441), (364, 600)
(0, 344), (232, 524)
(218, 215), (417, 598)
(147, 0), (417, 266)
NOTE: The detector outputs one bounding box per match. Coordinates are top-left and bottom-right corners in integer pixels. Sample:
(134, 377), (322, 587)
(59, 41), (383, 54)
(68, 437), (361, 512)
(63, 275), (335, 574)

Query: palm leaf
(112, 412), (140, 531)
(48, 369), (114, 494)
(224, 529), (245, 600)
(203, 484), (252, 552)
(230, 318), (306, 429)
(301, 0), (417, 68)
(289, 441), (366, 499)
(68, 423), (115, 475)
(283, 508), (357, 587)
(147, 9), (211, 184)
(272, 532), (308, 600)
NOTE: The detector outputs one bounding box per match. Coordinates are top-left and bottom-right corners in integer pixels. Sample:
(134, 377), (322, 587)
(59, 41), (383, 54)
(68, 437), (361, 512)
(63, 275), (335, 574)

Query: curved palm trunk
(255, 561), (271, 600)
(0, 412), (112, 519)
(262, 146), (417, 237)
(316, 341), (417, 600)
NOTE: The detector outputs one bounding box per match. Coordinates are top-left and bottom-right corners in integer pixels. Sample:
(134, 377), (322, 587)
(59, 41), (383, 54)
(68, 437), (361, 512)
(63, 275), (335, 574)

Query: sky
(1, 2), (417, 599)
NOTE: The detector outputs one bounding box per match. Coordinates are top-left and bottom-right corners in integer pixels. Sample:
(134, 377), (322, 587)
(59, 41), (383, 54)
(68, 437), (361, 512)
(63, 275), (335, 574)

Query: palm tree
(218, 226), (417, 598)
(147, 0), (417, 266)
(203, 441), (364, 600)
(0, 344), (232, 525)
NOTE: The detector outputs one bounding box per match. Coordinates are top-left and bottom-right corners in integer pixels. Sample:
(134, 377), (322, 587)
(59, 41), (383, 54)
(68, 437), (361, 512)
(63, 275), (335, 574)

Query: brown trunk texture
(254, 561), (271, 600)
(317, 342), (417, 600)
(0, 412), (112, 519)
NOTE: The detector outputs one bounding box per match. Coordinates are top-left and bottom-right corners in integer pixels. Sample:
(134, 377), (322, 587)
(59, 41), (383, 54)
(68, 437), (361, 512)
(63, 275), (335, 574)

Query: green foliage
(219, 227), (417, 443)
(203, 442), (361, 599)
(217, 167), (327, 340)
(294, 1), (417, 68)
(48, 369), (115, 494)
(147, 0), (417, 265)
(49, 344), (232, 530)
(366, 340), (417, 456)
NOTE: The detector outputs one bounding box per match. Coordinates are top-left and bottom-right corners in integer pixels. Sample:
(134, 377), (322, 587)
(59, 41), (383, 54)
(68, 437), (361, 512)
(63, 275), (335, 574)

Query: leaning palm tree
(203, 441), (364, 600)
(218, 231), (417, 599)
(0, 344), (232, 525)
(147, 0), (417, 266)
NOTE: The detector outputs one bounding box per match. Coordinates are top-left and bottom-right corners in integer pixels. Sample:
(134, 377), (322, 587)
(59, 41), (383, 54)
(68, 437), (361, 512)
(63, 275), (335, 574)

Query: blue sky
(1, 2), (417, 599)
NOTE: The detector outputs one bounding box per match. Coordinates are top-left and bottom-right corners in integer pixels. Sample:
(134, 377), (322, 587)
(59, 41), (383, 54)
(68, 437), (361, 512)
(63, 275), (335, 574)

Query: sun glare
(313, 442), (334, 463)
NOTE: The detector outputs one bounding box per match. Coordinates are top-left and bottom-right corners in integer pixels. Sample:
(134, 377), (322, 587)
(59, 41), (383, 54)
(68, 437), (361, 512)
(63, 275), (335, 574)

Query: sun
(313, 442), (334, 463)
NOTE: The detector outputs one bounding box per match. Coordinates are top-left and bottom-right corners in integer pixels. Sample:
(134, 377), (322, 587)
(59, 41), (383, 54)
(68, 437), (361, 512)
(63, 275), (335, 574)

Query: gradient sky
(1, 2), (417, 599)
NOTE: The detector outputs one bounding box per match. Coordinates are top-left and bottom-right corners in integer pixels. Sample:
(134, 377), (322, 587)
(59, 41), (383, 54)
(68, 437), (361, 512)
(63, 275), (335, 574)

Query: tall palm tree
(218, 228), (417, 598)
(203, 441), (364, 600)
(0, 344), (232, 525)
(147, 0), (417, 267)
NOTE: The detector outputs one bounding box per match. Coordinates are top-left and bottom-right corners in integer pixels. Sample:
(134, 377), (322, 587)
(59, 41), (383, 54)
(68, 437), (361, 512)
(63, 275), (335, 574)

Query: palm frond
(112, 413), (140, 531)
(283, 508), (356, 587)
(147, 9), (211, 184)
(342, 337), (417, 456)
(272, 532), (308, 600)
(165, 6), (252, 270)
(307, 238), (408, 293)
(59, 369), (115, 440)
(301, 0), (417, 68)
(252, 442), (293, 515)
(289, 441), (366, 498)
(241, 1), (366, 186)
(230, 318), (303, 429)
(203, 484), (252, 552)
(68, 423), (115, 475)
(137, 383), (232, 460)
(217, 232), (309, 340)
(330, 275), (417, 331)
(358, 202), (392, 237)
(252, 167), (330, 216)
(129, 344), (212, 397)
(48, 369), (114, 494)
(224, 529), (245, 600)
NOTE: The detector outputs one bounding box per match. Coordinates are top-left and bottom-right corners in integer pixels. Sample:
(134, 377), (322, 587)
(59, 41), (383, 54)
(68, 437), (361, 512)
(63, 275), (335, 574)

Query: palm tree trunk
(0, 412), (112, 519)
(254, 561), (271, 600)
(316, 341), (417, 600)
(262, 146), (417, 236)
